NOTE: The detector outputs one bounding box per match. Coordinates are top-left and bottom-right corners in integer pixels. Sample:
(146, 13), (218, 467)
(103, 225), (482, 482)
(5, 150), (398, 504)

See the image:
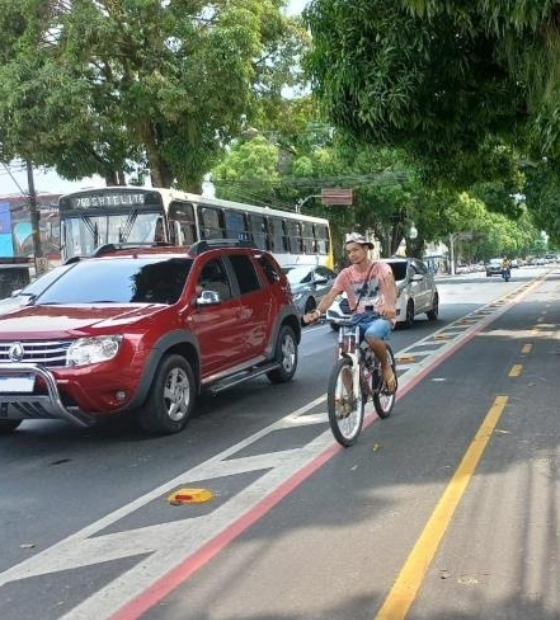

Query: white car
(326, 257), (439, 330)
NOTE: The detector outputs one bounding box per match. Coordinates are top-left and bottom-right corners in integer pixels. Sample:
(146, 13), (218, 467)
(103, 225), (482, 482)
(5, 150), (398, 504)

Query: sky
(0, 0), (310, 198)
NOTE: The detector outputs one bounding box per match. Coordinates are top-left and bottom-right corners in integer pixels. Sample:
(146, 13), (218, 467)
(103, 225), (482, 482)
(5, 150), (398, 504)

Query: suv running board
(207, 362), (280, 395)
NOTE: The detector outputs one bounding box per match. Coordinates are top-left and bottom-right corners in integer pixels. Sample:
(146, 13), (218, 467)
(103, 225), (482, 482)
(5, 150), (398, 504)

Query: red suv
(0, 241), (301, 435)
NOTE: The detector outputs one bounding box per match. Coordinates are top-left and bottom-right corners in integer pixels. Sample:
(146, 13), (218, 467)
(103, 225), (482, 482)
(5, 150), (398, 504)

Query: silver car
(327, 257), (439, 330)
(283, 264), (338, 322)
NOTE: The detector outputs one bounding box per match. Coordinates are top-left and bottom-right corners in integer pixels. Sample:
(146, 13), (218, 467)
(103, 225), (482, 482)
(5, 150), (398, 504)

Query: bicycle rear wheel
(327, 358), (365, 447)
(373, 345), (397, 419)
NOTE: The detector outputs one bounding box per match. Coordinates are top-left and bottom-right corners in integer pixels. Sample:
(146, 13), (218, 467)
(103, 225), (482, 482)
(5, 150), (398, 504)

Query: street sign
(321, 188), (353, 206)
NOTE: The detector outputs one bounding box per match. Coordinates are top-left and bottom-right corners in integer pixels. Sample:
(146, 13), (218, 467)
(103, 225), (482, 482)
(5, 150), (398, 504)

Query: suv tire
(139, 354), (196, 435)
(267, 325), (298, 384)
(0, 419), (22, 434)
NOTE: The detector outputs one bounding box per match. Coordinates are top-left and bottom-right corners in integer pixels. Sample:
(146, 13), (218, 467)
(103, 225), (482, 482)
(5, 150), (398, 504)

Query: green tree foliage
(304, 1), (560, 174)
(212, 136), (281, 203)
(523, 160), (560, 247)
(0, 0), (305, 189)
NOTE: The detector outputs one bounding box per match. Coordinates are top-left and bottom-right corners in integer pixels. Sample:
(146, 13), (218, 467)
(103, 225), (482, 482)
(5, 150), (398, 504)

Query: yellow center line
(521, 344), (532, 355)
(509, 364), (523, 377)
(374, 396), (509, 620)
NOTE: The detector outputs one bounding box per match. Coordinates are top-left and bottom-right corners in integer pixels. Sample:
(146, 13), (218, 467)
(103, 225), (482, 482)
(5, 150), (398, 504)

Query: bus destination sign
(62, 190), (160, 210)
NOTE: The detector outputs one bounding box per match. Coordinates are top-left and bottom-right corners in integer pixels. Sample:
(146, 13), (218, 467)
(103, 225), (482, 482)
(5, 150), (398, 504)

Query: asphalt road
(0, 266), (558, 620)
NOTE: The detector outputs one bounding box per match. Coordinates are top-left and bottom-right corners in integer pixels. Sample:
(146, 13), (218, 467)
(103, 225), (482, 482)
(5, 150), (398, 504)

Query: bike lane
(125, 273), (560, 620)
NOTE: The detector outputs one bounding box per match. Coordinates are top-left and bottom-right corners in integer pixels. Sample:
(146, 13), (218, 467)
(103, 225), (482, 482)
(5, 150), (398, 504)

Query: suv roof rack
(188, 239), (257, 256)
(91, 242), (174, 257)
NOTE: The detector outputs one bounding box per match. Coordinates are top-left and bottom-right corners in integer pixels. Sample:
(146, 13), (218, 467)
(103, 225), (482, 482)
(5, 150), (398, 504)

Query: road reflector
(168, 488), (214, 505)
(509, 364), (523, 378)
(434, 334), (451, 340)
(521, 344), (532, 354)
(398, 355), (415, 364)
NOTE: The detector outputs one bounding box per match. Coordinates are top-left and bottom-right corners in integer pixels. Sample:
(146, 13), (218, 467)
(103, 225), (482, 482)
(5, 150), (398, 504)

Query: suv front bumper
(0, 364), (96, 427)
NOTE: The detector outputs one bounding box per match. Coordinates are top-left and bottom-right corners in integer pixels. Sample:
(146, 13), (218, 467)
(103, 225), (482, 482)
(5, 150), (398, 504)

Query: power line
(1, 163), (28, 196)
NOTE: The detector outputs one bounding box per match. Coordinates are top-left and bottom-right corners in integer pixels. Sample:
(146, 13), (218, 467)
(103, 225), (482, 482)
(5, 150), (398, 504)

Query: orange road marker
(168, 488), (214, 505)
(397, 355), (416, 364)
(509, 364), (523, 377)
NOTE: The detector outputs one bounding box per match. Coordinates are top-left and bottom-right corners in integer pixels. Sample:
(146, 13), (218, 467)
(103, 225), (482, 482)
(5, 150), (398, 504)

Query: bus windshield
(63, 211), (164, 259)
(59, 189), (167, 260)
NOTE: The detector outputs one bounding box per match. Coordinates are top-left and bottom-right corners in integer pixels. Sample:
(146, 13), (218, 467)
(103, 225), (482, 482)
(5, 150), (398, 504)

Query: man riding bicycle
(303, 232), (398, 393)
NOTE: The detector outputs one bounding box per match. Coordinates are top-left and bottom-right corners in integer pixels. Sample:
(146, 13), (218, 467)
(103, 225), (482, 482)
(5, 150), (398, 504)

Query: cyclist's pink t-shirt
(333, 262), (395, 316)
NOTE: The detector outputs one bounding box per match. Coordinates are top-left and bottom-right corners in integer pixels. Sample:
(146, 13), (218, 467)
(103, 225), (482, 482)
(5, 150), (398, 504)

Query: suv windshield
(36, 257), (193, 305)
(21, 264), (74, 297)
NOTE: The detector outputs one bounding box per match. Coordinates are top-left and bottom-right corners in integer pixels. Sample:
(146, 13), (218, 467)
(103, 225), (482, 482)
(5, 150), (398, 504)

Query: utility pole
(449, 233), (455, 275)
(26, 161), (43, 273)
(295, 194), (320, 214)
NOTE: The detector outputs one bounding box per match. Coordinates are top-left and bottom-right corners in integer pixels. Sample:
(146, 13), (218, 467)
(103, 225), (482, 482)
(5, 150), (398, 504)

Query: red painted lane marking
(111, 279), (541, 620)
(111, 443), (340, 620)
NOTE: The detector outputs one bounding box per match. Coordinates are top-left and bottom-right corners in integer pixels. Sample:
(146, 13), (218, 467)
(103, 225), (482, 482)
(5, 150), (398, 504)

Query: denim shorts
(350, 312), (392, 341)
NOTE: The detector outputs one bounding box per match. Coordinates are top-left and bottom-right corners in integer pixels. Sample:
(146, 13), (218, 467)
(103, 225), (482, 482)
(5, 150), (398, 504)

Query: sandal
(335, 395), (357, 416)
(382, 368), (397, 394)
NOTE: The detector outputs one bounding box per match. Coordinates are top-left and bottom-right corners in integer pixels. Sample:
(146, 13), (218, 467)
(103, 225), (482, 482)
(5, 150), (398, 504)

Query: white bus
(58, 187), (334, 268)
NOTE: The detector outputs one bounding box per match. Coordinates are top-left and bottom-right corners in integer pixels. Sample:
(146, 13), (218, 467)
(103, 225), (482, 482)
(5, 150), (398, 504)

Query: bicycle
(327, 319), (397, 447)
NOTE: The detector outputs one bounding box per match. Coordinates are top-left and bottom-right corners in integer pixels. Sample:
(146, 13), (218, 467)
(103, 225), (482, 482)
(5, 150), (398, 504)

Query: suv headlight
(67, 335), (123, 367)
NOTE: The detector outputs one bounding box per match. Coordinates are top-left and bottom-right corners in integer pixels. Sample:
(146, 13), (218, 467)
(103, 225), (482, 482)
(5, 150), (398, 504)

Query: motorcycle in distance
(502, 266), (511, 282)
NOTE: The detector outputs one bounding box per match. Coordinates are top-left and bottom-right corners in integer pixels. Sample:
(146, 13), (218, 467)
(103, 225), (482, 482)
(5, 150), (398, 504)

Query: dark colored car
(0, 241), (301, 435)
(283, 264), (337, 321)
(485, 259), (504, 276)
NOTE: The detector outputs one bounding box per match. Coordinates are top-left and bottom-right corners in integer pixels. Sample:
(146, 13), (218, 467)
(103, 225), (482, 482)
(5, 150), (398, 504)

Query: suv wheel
(426, 293), (439, 321)
(139, 354), (196, 435)
(267, 325), (298, 384)
(0, 420), (22, 434)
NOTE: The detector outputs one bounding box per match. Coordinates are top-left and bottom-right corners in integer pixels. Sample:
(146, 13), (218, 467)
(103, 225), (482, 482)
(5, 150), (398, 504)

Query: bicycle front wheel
(327, 358), (365, 447)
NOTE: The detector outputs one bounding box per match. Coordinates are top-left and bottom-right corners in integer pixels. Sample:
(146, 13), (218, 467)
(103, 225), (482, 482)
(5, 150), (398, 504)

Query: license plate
(0, 375), (36, 393)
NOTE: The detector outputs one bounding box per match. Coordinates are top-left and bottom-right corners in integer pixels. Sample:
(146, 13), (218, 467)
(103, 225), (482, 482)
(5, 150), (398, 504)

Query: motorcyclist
(501, 256), (511, 279)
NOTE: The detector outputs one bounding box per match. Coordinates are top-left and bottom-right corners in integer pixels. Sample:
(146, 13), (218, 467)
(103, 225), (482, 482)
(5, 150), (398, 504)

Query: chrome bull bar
(0, 363), (94, 427)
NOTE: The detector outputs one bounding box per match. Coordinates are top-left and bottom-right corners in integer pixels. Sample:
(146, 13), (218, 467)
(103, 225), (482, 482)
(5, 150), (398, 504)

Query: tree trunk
(104, 170), (127, 186)
(140, 121), (174, 188)
(406, 235), (425, 258)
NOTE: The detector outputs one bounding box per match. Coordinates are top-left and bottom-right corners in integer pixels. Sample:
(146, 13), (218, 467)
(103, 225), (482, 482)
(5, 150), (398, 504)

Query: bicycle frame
(338, 321), (361, 386)
(328, 320), (396, 447)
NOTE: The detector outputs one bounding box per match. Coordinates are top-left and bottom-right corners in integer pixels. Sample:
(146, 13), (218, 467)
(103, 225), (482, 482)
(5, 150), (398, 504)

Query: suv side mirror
(196, 290), (221, 306)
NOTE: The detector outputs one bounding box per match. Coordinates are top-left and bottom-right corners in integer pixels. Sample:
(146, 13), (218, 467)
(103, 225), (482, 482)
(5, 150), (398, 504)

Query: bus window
(249, 214), (267, 250)
(200, 206), (226, 239)
(224, 210), (249, 241)
(287, 221), (303, 254)
(169, 201), (197, 245)
(302, 222), (314, 254)
(270, 217), (288, 253)
(315, 224), (329, 254)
